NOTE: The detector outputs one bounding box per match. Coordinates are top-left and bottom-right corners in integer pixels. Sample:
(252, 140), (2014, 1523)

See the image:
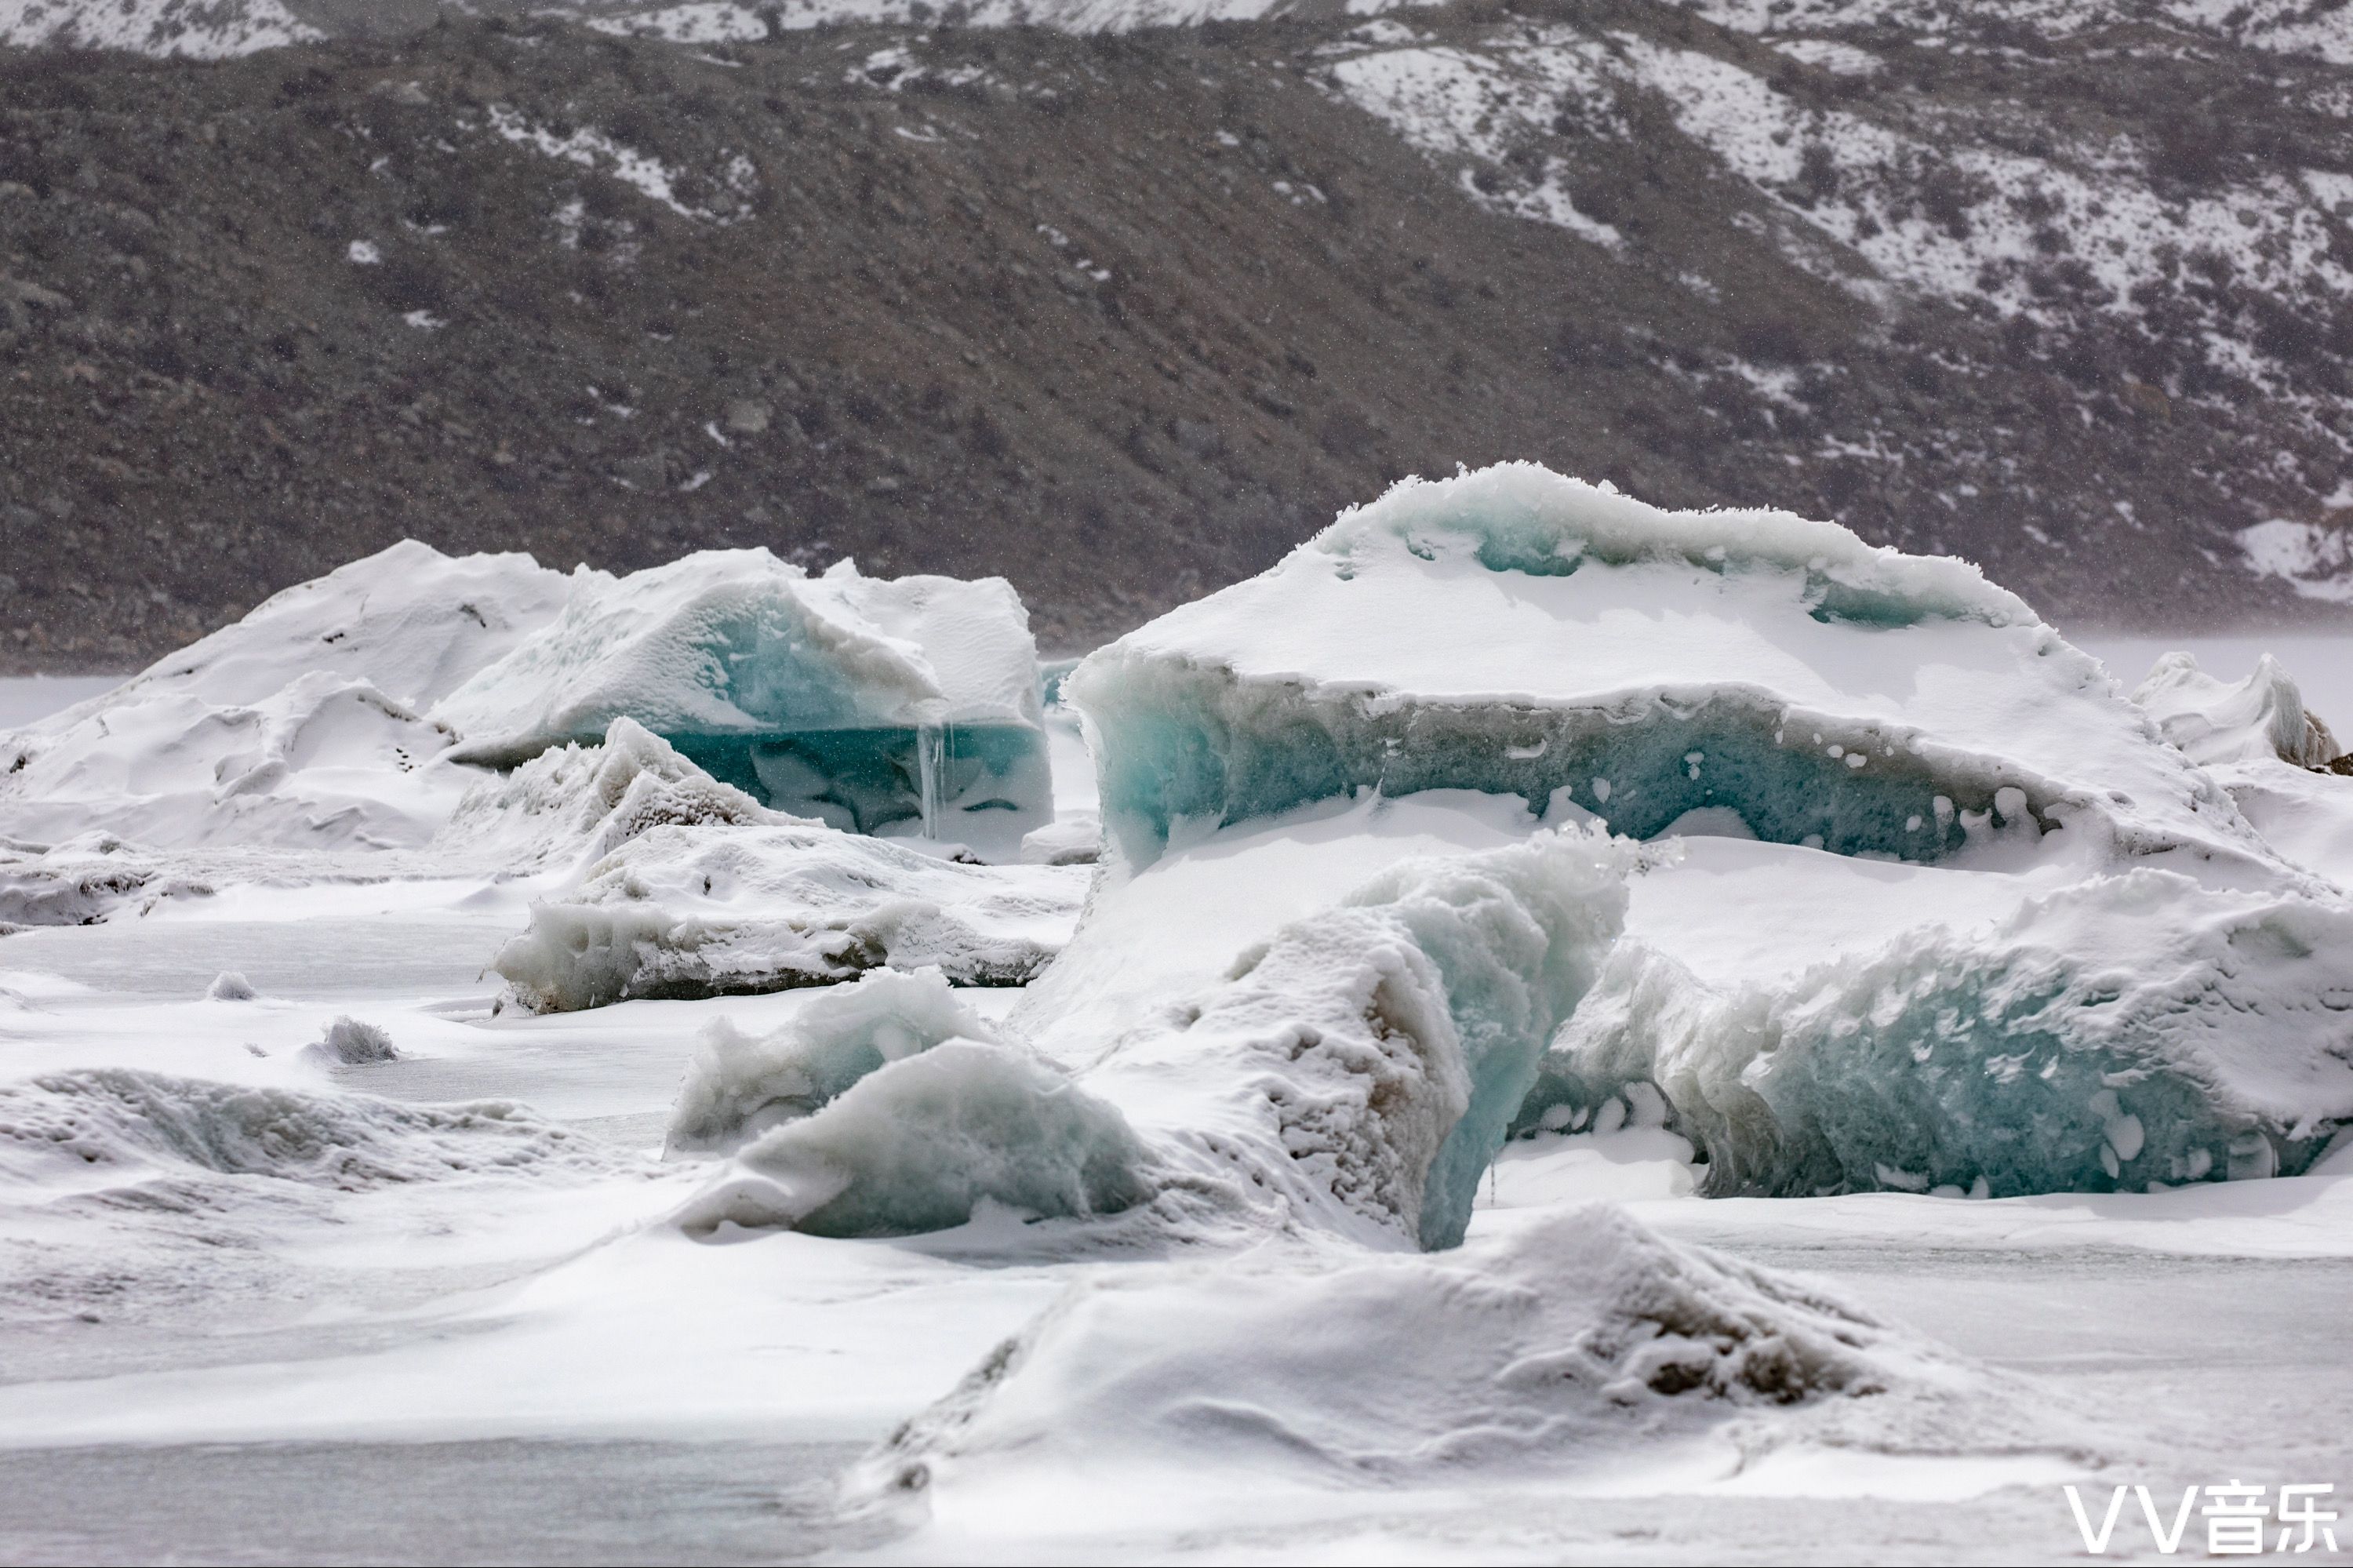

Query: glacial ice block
(492, 820), (1089, 1012)
(2133, 651), (2343, 769)
(433, 550), (1052, 850)
(674, 1039), (1155, 1238)
(665, 968), (1008, 1155)
(1529, 867), (2353, 1196)
(2129, 653), (2353, 887)
(1067, 464), (2288, 887)
(1016, 805), (1635, 1250)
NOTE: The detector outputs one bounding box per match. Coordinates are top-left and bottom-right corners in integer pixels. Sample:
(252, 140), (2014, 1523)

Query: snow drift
(0, 1068), (616, 1192)
(849, 1203), (2075, 1526)
(1066, 464), (2289, 890)
(435, 550), (1052, 851)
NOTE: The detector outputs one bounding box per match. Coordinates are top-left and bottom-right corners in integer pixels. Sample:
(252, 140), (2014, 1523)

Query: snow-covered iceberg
(674, 1038), (1155, 1239)
(1067, 464), (2289, 890)
(665, 967), (1007, 1155)
(0, 541), (573, 853)
(849, 1203), (2078, 1537)
(434, 551), (1052, 855)
(1044, 466), (2349, 1205)
(1534, 868), (2353, 1195)
(2130, 652), (2353, 889)
(2133, 650), (2344, 771)
(492, 820), (1090, 1013)
(656, 801), (1631, 1247)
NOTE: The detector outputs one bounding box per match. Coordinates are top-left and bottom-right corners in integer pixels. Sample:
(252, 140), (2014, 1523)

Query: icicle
(917, 721), (947, 839)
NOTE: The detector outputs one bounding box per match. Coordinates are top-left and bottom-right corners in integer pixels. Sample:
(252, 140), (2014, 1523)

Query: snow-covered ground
(5, 499), (2353, 1561)
(1, 847), (2348, 1560)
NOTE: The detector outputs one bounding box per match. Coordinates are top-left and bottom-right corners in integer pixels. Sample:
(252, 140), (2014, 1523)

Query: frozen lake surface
(5, 608), (2353, 1562)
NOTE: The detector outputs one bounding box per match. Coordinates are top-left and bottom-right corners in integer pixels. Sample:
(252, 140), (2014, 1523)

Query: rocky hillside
(4, 0), (2353, 668)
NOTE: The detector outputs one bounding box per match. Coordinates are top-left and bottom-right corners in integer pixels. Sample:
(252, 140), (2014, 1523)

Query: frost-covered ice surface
(5, 490), (2353, 1559)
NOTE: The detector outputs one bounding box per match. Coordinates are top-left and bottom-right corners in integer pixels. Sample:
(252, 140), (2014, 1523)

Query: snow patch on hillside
(0, 0), (319, 57)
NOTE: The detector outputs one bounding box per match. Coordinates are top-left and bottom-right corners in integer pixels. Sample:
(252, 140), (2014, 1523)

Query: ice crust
(1533, 868), (2353, 1196)
(493, 820), (1089, 1012)
(434, 549), (1052, 845)
(852, 1203), (2062, 1524)
(664, 967), (1005, 1155)
(1067, 464), (2287, 889)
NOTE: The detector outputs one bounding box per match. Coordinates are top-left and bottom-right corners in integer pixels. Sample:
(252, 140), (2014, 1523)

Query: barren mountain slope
(3, 2), (2351, 667)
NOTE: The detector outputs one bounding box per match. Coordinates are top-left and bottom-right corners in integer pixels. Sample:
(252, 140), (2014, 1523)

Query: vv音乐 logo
(2065, 1482), (2340, 1555)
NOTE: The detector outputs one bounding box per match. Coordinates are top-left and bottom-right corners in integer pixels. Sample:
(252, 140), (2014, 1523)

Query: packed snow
(3, 470), (2353, 1559)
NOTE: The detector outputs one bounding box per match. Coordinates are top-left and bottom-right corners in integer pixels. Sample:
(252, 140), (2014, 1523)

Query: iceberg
(674, 1039), (1155, 1239)
(2130, 652), (2353, 889)
(1066, 464), (2289, 890)
(664, 967), (1007, 1155)
(0, 541), (575, 853)
(1041, 465), (2348, 1205)
(1529, 868), (2353, 1195)
(491, 820), (1089, 1013)
(434, 550), (1053, 855)
(1012, 803), (1635, 1250)
(2133, 650), (2344, 771)
(660, 800), (1629, 1247)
